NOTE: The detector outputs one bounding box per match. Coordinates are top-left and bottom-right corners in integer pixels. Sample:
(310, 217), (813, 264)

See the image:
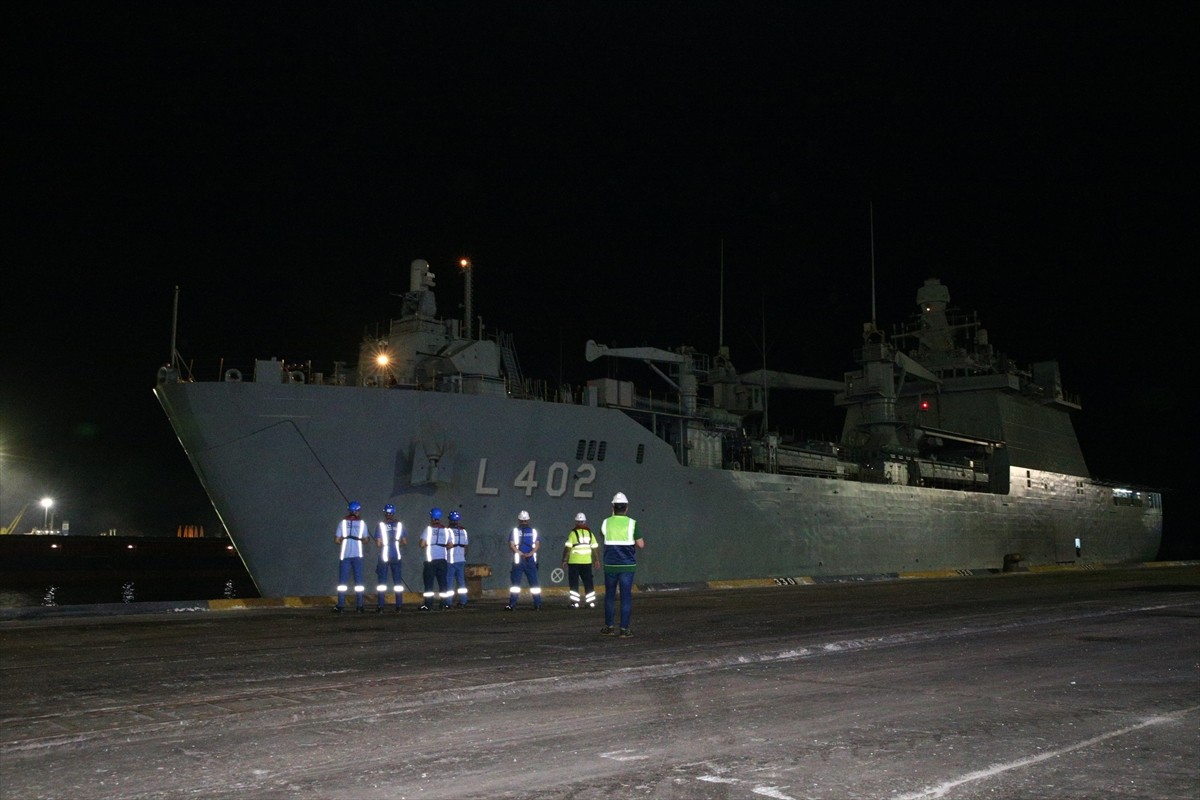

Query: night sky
(4, 3), (1195, 555)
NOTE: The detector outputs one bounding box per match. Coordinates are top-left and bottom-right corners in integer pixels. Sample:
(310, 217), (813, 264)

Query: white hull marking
(475, 458), (499, 496)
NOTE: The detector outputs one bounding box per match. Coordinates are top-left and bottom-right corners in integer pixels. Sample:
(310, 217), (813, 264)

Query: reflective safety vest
(565, 527), (597, 564)
(337, 518), (368, 559)
(448, 526), (468, 564)
(601, 516), (636, 545)
(377, 520), (403, 561)
(511, 525), (539, 564)
(601, 515), (639, 570)
(422, 524), (451, 561)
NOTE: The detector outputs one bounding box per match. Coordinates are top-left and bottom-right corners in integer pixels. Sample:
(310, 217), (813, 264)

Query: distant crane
(1, 503), (29, 535)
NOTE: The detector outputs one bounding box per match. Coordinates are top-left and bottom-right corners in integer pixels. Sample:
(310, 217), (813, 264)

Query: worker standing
(334, 500), (369, 613)
(600, 492), (644, 637)
(373, 503), (407, 613)
(506, 510), (542, 610)
(561, 512), (599, 609)
(419, 508), (453, 611)
(446, 510), (470, 608)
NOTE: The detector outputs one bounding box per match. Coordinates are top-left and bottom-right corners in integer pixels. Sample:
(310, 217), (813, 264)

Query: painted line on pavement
(891, 705), (1200, 800)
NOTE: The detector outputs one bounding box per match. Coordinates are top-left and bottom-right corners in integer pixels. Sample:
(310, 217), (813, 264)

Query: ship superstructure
(155, 262), (1162, 598)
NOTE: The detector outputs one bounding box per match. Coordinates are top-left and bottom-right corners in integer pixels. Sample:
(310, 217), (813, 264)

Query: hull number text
(475, 459), (596, 498)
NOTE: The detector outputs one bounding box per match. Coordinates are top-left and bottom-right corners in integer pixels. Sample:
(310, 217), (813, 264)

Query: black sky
(3, 2), (1195, 553)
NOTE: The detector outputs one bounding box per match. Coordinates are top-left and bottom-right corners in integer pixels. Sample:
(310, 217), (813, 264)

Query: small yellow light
(376, 353), (390, 367)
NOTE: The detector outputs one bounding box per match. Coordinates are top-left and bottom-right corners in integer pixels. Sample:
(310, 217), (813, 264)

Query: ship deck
(2, 565), (1198, 799)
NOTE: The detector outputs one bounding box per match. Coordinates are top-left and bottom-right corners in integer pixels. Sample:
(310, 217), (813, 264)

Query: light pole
(40, 497), (53, 532)
(459, 258), (474, 340)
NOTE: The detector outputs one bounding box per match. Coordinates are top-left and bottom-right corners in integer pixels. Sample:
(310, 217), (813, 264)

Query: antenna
(760, 290), (769, 435)
(170, 285), (180, 367)
(718, 239), (725, 351)
(869, 202), (877, 329)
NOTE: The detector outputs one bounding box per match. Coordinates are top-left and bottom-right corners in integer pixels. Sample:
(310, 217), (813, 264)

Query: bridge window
(1111, 488), (1143, 507)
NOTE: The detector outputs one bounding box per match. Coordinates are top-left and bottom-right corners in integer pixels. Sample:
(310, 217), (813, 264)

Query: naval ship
(154, 260), (1163, 598)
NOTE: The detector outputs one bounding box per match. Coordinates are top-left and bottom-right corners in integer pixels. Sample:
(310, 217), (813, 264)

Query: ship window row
(572, 438), (641, 464)
(575, 439), (608, 462)
(1111, 488), (1145, 507)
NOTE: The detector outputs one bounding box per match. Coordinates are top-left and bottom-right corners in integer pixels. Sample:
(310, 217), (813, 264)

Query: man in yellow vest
(599, 492), (644, 637)
(561, 512), (599, 609)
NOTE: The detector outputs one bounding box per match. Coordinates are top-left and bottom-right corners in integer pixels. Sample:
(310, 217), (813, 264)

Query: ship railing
(170, 358), (357, 386)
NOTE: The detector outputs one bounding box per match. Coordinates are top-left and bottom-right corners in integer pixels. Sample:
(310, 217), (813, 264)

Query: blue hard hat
(384, 504), (395, 515)
(348, 501), (362, 513)
(430, 507), (443, 520)
(449, 510), (461, 522)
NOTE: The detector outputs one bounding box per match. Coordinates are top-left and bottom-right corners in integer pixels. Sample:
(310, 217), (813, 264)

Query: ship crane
(1, 503), (29, 535)
(585, 339), (699, 413)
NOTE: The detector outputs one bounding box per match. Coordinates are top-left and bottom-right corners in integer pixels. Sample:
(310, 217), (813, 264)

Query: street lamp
(40, 497), (53, 532)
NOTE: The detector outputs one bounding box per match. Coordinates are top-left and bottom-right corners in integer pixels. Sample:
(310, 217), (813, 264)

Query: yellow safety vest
(565, 527), (597, 564)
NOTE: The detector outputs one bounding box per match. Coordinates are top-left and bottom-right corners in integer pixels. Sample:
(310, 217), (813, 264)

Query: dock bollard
(465, 564), (492, 598)
(1002, 552), (1027, 573)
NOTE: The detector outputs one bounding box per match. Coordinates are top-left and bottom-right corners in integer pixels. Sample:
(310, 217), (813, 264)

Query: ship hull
(155, 380), (1163, 599)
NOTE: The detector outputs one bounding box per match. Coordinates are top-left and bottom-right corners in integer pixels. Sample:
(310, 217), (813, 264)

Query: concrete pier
(2, 564), (1197, 799)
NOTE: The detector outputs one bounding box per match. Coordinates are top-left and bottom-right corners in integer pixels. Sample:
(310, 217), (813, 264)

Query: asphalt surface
(2, 565), (1198, 800)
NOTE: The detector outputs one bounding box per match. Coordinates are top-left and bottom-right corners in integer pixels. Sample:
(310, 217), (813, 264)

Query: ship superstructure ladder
(499, 331), (524, 393)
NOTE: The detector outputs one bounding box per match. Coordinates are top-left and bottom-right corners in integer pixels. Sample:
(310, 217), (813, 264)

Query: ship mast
(869, 202), (877, 332)
(169, 285), (180, 368)
(718, 239), (725, 351)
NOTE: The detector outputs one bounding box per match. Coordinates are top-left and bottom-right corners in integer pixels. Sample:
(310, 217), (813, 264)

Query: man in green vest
(599, 492), (645, 638)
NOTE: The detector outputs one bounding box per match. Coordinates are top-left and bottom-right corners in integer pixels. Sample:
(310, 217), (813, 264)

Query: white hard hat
(518, 510), (530, 521)
(612, 492), (628, 504)
(574, 512), (587, 523)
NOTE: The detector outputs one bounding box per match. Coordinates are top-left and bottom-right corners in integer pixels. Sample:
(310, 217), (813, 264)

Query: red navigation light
(919, 398), (931, 411)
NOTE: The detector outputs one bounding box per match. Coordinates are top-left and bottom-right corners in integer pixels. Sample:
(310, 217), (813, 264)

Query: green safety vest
(602, 516), (636, 545)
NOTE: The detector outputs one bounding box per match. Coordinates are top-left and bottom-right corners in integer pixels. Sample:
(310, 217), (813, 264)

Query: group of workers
(333, 492), (646, 636)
